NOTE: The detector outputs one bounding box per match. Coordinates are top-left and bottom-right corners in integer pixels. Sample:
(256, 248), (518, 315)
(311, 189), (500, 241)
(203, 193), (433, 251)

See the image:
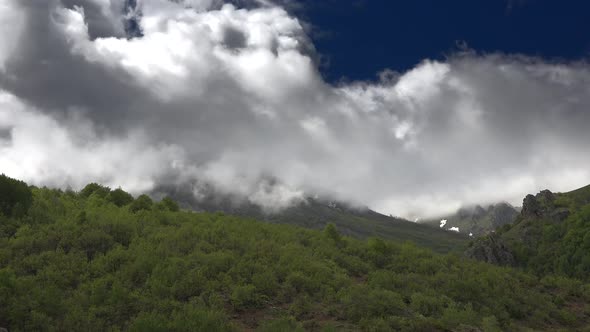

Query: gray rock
(490, 203), (520, 228)
(473, 205), (486, 218)
(521, 190), (557, 219)
(465, 235), (515, 266)
(537, 189), (555, 205)
(521, 194), (541, 218)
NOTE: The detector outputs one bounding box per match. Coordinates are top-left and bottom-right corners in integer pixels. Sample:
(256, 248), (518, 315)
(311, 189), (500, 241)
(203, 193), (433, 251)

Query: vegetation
(0, 174), (32, 218)
(210, 198), (470, 254)
(496, 185), (590, 281)
(0, 175), (589, 331)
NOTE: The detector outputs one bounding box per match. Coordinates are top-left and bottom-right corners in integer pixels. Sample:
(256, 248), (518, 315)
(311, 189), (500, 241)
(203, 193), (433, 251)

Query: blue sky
(290, 0), (590, 82)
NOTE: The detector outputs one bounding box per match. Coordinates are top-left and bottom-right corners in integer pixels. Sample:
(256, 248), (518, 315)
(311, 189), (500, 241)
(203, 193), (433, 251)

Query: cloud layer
(1, 0), (590, 218)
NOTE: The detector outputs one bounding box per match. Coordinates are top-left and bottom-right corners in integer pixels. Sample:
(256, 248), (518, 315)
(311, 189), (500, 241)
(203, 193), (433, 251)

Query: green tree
(106, 188), (134, 207)
(130, 194), (153, 212)
(0, 174), (33, 217)
(158, 196), (180, 212)
(323, 223), (342, 244)
(80, 183), (110, 198)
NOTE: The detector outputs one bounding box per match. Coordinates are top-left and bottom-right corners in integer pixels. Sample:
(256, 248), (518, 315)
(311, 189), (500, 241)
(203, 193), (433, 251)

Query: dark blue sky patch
(286, 0), (590, 82)
(124, 0), (143, 39)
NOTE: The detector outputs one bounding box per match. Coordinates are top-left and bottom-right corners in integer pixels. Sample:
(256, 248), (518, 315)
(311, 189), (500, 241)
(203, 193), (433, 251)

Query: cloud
(1, 0), (590, 219)
(0, 90), (183, 192)
(0, 0), (26, 70)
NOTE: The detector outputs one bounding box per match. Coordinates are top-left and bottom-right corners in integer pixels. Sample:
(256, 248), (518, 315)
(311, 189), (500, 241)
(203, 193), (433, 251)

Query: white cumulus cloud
(1, 0), (590, 218)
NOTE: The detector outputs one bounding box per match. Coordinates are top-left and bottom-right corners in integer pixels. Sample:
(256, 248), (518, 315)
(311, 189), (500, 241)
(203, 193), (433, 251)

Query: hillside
(467, 184), (590, 280)
(1, 175), (590, 331)
(153, 185), (469, 254)
(423, 203), (519, 237)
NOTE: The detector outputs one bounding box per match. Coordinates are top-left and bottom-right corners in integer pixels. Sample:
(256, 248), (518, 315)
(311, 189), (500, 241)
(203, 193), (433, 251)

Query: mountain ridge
(151, 184), (469, 254)
(422, 202), (520, 236)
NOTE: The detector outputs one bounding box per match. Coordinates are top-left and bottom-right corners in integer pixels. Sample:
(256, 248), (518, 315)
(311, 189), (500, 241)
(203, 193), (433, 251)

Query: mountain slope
(423, 203), (519, 236)
(1, 176), (589, 331)
(467, 184), (590, 280)
(154, 184), (469, 253)
(262, 199), (470, 254)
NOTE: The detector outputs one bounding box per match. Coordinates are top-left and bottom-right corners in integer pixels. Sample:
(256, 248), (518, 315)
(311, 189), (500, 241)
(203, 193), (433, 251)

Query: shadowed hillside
(152, 184), (469, 254)
(1, 175), (589, 331)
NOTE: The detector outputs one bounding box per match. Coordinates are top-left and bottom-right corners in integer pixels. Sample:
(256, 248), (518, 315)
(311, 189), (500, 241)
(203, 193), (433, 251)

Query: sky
(294, 0), (590, 82)
(1, 0), (590, 219)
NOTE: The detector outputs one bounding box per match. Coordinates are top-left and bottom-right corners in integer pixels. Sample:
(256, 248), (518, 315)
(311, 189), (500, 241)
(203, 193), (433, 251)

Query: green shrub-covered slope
(487, 184), (590, 281)
(1, 175), (589, 331)
(166, 188), (469, 254)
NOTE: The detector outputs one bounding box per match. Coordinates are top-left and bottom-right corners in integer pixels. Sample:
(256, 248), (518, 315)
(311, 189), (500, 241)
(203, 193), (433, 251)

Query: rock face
(521, 194), (542, 218)
(465, 235), (515, 266)
(521, 189), (568, 223)
(489, 202), (520, 228)
(466, 189), (569, 266)
(430, 202), (519, 236)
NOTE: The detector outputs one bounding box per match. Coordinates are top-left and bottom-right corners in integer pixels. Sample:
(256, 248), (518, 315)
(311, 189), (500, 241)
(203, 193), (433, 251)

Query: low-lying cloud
(1, 0), (590, 219)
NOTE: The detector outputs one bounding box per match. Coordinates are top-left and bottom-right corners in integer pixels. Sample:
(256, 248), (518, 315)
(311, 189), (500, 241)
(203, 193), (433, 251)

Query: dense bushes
(0, 177), (589, 331)
(499, 187), (590, 281)
(0, 174), (32, 218)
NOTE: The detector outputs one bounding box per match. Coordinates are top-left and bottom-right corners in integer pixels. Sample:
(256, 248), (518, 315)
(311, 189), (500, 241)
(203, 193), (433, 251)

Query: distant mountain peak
(422, 202), (519, 236)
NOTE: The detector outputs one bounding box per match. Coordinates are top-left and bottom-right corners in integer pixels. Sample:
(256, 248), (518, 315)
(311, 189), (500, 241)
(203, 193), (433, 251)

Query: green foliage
(129, 305), (232, 332)
(130, 194), (153, 212)
(502, 187), (590, 281)
(0, 179), (589, 331)
(0, 174), (33, 217)
(159, 196), (180, 212)
(256, 317), (304, 332)
(80, 182), (111, 198)
(323, 223), (342, 245)
(482, 315), (502, 332)
(106, 188), (134, 207)
(266, 198), (469, 254)
(231, 284), (260, 310)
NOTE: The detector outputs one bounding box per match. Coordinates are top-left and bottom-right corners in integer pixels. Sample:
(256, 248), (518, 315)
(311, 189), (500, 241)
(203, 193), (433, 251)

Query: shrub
(231, 284), (260, 310)
(0, 174), (32, 217)
(159, 196), (180, 212)
(130, 195), (153, 212)
(106, 188), (134, 207)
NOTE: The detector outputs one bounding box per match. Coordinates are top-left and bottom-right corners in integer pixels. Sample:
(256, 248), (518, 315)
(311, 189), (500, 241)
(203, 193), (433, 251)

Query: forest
(1, 174), (589, 331)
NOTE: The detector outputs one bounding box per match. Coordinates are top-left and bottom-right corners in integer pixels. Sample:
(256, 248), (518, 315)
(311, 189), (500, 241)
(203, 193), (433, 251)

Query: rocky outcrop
(432, 202), (519, 236)
(489, 202), (520, 228)
(521, 190), (558, 217)
(473, 205), (486, 218)
(521, 194), (542, 218)
(521, 189), (569, 223)
(465, 234), (515, 266)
